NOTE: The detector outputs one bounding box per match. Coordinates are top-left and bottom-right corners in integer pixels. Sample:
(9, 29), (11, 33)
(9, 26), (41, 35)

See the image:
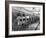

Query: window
(20, 19), (22, 21)
(23, 14), (25, 17)
(23, 19), (25, 21)
(27, 18), (29, 20)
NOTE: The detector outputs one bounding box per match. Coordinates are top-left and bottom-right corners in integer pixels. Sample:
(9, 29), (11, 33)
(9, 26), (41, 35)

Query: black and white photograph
(5, 1), (45, 37)
(12, 7), (40, 31)
(9, 4), (43, 35)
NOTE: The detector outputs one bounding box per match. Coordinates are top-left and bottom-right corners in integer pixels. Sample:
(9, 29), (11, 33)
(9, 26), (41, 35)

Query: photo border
(5, 1), (45, 37)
